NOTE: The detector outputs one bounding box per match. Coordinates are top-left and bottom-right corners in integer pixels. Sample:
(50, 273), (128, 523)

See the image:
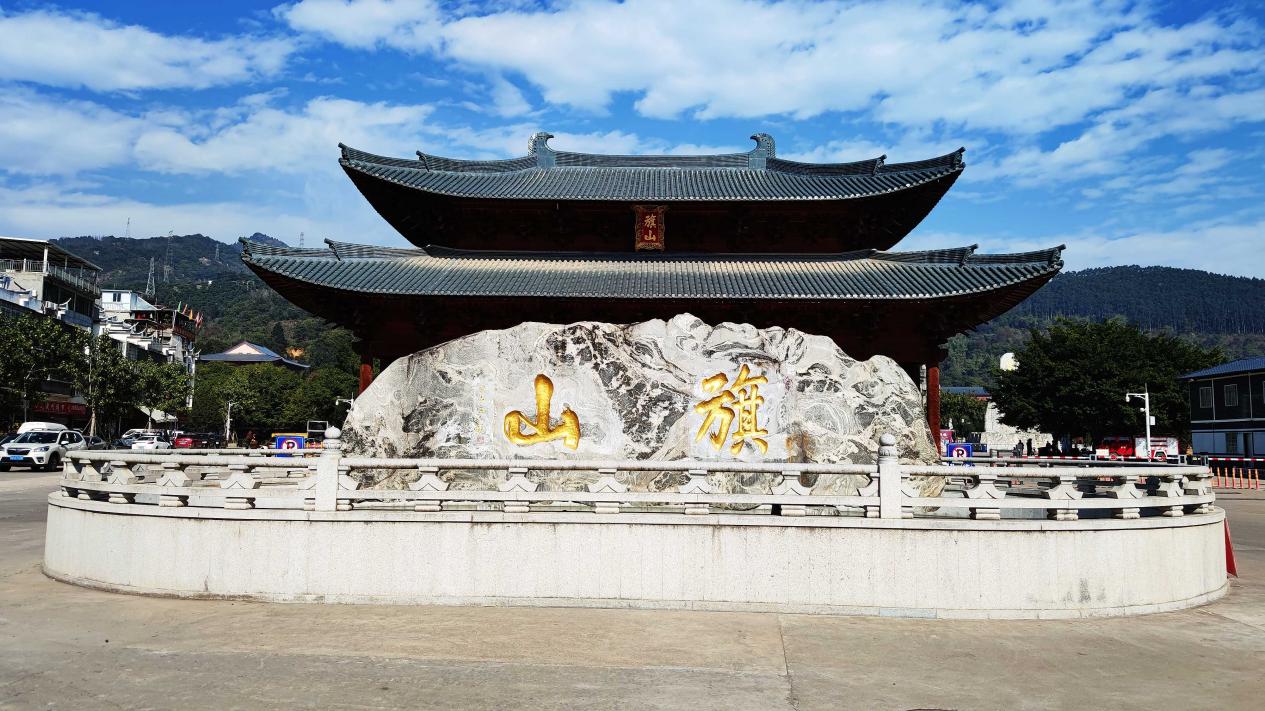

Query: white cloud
(0, 182), (384, 246)
(0, 9), (297, 92)
(904, 218), (1265, 279)
(280, 0), (1265, 134)
(134, 96), (435, 175)
(0, 91), (143, 175)
(275, 0), (442, 51)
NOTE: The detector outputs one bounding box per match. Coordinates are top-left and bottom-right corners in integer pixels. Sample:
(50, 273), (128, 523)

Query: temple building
(242, 133), (1064, 443)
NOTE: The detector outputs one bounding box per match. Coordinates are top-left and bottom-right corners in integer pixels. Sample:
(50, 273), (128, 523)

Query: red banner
(32, 401), (87, 417)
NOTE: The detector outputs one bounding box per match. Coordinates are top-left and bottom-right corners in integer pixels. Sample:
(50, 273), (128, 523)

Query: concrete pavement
(2, 472), (1263, 710)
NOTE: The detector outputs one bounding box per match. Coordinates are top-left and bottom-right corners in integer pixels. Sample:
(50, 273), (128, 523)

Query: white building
(97, 289), (200, 375)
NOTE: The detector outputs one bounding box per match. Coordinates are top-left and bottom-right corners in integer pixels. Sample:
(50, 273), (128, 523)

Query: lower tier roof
(241, 239), (1063, 301)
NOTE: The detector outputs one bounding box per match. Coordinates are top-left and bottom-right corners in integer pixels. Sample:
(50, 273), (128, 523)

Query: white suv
(0, 429), (87, 472)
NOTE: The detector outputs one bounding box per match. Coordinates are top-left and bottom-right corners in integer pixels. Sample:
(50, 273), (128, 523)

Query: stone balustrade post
(313, 427), (342, 512)
(877, 434), (902, 520)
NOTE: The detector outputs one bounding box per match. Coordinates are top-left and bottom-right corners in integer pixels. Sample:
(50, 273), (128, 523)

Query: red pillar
(926, 362), (941, 453)
(358, 352), (374, 394)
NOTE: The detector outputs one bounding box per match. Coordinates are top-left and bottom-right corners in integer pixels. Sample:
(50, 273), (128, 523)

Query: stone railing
(62, 431), (1215, 521)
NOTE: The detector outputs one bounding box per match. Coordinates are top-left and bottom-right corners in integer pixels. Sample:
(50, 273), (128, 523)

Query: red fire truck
(1096, 435), (1180, 460)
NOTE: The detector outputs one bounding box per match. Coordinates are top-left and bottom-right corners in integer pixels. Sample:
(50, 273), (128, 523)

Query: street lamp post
(1125, 388), (1153, 459)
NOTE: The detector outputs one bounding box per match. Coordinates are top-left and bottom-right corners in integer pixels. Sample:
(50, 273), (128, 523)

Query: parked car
(114, 429), (164, 449)
(172, 432), (224, 449)
(0, 429), (87, 471)
(131, 433), (171, 451)
(84, 435), (110, 450)
(0, 434), (17, 447)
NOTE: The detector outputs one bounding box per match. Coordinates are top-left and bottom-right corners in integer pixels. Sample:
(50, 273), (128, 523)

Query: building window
(1199, 386), (1213, 409)
(1225, 432), (1240, 454)
(1224, 384), (1239, 408)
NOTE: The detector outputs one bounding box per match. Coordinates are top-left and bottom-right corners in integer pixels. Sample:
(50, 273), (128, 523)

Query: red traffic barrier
(1225, 520), (1238, 578)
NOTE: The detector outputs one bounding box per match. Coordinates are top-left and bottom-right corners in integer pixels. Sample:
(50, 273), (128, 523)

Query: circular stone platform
(43, 494), (1227, 619)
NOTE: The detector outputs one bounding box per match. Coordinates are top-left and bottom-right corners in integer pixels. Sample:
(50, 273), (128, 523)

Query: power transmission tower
(123, 217), (130, 240)
(213, 243), (220, 262)
(163, 231), (174, 283)
(144, 257), (156, 298)
(298, 231), (305, 249)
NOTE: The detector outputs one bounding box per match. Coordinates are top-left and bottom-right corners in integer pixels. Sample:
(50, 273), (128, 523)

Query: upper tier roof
(240, 239), (1062, 300)
(338, 132), (964, 202)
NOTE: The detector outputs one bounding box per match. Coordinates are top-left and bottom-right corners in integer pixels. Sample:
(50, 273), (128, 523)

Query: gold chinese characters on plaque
(633, 205), (667, 251)
(504, 373), (581, 450)
(694, 364), (770, 455)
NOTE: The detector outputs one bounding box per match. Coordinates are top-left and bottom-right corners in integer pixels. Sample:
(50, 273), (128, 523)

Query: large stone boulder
(343, 314), (940, 496)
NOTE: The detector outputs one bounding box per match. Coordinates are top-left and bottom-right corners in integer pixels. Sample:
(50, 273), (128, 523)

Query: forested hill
(55, 233), (285, 285)
(1010, 266), (1265, 335)
(942, 266), (1265, 387)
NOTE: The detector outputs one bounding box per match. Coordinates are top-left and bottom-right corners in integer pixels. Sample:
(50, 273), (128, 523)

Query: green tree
(76, 335), (141, 437)
(283, 367), (358, 427)
(0, 314), (86, 422)
(189, 363), (304, 438)
(940, 392), (987, 434)
(133, 359), (192, 428)
(991, 319), (1220, 445)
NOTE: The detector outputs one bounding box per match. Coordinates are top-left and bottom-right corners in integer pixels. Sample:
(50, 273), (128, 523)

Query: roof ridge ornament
(529, 131), (556, 168)
(324, 238), (342, 261)
(748, 133), (775, 169)
(959, 243), (979, 266)
(872, 154), (887, 175)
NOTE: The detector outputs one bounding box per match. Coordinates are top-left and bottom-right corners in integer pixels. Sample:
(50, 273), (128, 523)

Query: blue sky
(1, 1), (1262, 275)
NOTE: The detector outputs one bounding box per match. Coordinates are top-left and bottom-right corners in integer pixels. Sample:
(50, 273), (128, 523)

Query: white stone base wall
(44, 495), (1227, 619)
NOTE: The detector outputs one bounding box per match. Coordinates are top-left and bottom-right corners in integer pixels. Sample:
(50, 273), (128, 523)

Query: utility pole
(1125, 388), (1153, 459)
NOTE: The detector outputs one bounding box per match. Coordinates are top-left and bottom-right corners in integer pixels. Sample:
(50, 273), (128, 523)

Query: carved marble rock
(342, 314), (941, 496)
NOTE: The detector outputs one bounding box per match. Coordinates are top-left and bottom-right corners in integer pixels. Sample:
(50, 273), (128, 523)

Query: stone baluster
(221, 467), (259, 509)
(857, 471), (879, 518)
(965, 470), (1006, 521)
(587, 467), (626, 514)
(313, 427), (342, 512)
(1183, 470), (1214, 514)
(408, 466), (446, 512)
(1043, 469), (1082, 521)
(681, 468), (711, 515)
(157, 464), (192, 507)
(877, 435), (903, 520)
(335, 464), (358, 511)
(771, 469), (809, 517)
(499, 466), (536, 513)
(1154, 472), (1185, 517)
(1107, 473), (1144, 519)
(106, 467), (138, 504)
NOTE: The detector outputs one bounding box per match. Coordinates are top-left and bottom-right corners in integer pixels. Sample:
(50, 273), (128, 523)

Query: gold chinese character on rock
(504, 374), (581, 450)
(694, 364), (769, 455)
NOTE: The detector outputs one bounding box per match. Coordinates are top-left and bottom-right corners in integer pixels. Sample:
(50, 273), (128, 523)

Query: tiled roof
(240, 239), (1063, 301)
(199, 340), (309, 369)
(338, 132), (965, 202)
(1180, 356), (1265, 380)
